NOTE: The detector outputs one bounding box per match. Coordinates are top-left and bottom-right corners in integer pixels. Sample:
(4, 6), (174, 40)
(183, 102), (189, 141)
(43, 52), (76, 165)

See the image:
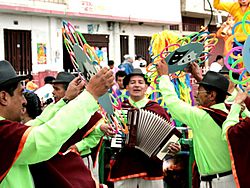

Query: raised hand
(86, 67), (114, 100)
(100, 124), (116, 136)
(64, 76), (85, 101)
(234, 90), (248, 105)
(156, 59), (169, 76)
(186, 62), (203, 82)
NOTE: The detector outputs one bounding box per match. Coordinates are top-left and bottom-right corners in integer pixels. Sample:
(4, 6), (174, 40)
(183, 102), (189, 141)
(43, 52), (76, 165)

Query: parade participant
(108, 60), (119, 76)
(188, 62), (250, 116)
(21, 92), (42, 123)
(119, 54), (134, 75)
(209, 55), (224, 72)
(29, 71), (114, 188)
(25, 74), (38, 92)
(109, 68), (180, 188)
(214, 0), (250, 43)
(222, 91), (250, 188)
(35, 75), (55, 106)
(0, 60), (114, 188)
(157, 60), (236, 188)
(113, 70), (129, 104)
(134, 55), (147, 74)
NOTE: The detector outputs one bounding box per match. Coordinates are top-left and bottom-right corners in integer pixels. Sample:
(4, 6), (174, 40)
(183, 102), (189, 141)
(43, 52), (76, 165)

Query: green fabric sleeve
(16, 90), (99, 164)
(222, 103), (241, 140)
(75, 121), (104, 156)
(159, 75), (206, 129)
(26, 99), (66, 126)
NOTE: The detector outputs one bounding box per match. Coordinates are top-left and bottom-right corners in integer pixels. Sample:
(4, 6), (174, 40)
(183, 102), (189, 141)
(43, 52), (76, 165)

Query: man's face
(126, 75), (148, 101)
(218, 58), (224, 65)
(7, 83), (27, 122)
(239, 0), (250, 6)
(109, 65), (114, 69)
(52, 83), (66, 103)
(117, 76), (125, 90)
(127, 58), (133, 63)
(195, 85), (211, 106)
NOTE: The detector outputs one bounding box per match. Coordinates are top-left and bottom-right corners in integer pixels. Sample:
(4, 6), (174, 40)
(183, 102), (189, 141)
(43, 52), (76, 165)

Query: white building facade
(0, 0), (182, 77)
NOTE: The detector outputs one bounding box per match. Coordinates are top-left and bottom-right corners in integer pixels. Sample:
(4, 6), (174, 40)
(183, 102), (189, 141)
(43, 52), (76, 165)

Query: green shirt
(75, 119), (104, 156)
(0, 90), (99, 188)
(222, 103), (242, 141)
(159, 75), (232, 175)
(28, 99), (105, 157)
(225, 88), (250, 118)
(128, 97), (149, 109)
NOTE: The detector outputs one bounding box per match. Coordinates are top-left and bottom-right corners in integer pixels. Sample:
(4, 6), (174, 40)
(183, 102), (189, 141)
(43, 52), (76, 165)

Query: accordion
(126, 109), (182, 160)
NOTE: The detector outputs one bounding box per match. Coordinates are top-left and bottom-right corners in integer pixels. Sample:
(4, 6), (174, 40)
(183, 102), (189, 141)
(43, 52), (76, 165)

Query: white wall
(0, 13), (179, 72)
(0, 0), (181, 24)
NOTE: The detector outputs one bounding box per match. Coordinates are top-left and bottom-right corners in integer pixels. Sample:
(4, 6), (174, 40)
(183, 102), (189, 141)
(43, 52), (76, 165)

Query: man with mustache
(0, 60), (114, 188)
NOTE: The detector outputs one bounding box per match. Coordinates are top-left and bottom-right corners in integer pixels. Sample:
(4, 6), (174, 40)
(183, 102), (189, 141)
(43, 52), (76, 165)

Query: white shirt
(209, 62), (223, 72)
(35, 84), (54, 104)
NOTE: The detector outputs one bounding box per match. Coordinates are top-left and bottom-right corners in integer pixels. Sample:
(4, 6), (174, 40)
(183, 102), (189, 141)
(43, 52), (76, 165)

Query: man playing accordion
(108, 68), (180, 188)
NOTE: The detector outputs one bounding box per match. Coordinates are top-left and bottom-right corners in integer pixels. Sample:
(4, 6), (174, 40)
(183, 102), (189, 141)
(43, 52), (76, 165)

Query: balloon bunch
(146, 29), (217, 110)
(223, 11), (250, 89)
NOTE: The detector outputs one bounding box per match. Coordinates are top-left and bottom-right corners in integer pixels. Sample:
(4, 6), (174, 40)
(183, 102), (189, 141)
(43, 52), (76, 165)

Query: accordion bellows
(126, 109), (182, 160)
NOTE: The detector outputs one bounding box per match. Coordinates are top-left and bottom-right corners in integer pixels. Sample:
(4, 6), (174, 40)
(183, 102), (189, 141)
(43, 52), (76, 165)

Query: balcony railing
(182, 23), (202, 32)
(32, 0), (66, 4)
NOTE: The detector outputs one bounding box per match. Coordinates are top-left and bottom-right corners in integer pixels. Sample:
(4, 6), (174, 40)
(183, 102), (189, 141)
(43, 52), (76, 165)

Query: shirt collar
(128, 97), (149, 109)
(211, 103), (228, 113)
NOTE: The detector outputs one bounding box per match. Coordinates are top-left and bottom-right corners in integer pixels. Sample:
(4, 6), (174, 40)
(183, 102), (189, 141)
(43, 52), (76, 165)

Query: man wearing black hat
(0, 60), (114, 188)
(109, 68), (180, 188)
(157, 60), (236, 188)
(29, 71), (114, 188)
(189, 62), (250, 117)
(52, 72), (76, 103)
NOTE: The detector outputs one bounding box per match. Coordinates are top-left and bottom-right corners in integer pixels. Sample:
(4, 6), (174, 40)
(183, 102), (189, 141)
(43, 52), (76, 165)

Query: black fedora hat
(198, 71), (230, 95)
(123, 68), (149, 87)
(52, 72), (75, 84)
(0, 60), (27, 87)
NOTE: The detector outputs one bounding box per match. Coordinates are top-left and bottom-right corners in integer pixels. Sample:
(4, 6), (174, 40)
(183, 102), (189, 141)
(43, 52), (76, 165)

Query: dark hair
(63, 83), (70, 90)
(135, 55), (144, 60)
(215, 55), (223, 61)
(108, 60), (115, 66)
(115, 70), (127, 81)
(27, 74), (33, 81)
(23, 92), (42, 119)
(202, 84), (227, 103)
(0, 82), (19, 96)
(44, 76), (55, 84)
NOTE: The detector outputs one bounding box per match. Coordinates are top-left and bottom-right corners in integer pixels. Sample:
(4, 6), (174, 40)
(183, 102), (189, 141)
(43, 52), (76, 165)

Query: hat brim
(52, 80), (70, 84)
(197, 81), (231, 96)
(123, 73), (149, 87)
(0, 75), (27, 87)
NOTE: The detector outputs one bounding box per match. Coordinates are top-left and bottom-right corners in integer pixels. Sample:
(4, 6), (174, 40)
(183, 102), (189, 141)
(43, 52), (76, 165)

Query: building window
(170, 24), (179, 31)
(182, 16), (204, 32)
